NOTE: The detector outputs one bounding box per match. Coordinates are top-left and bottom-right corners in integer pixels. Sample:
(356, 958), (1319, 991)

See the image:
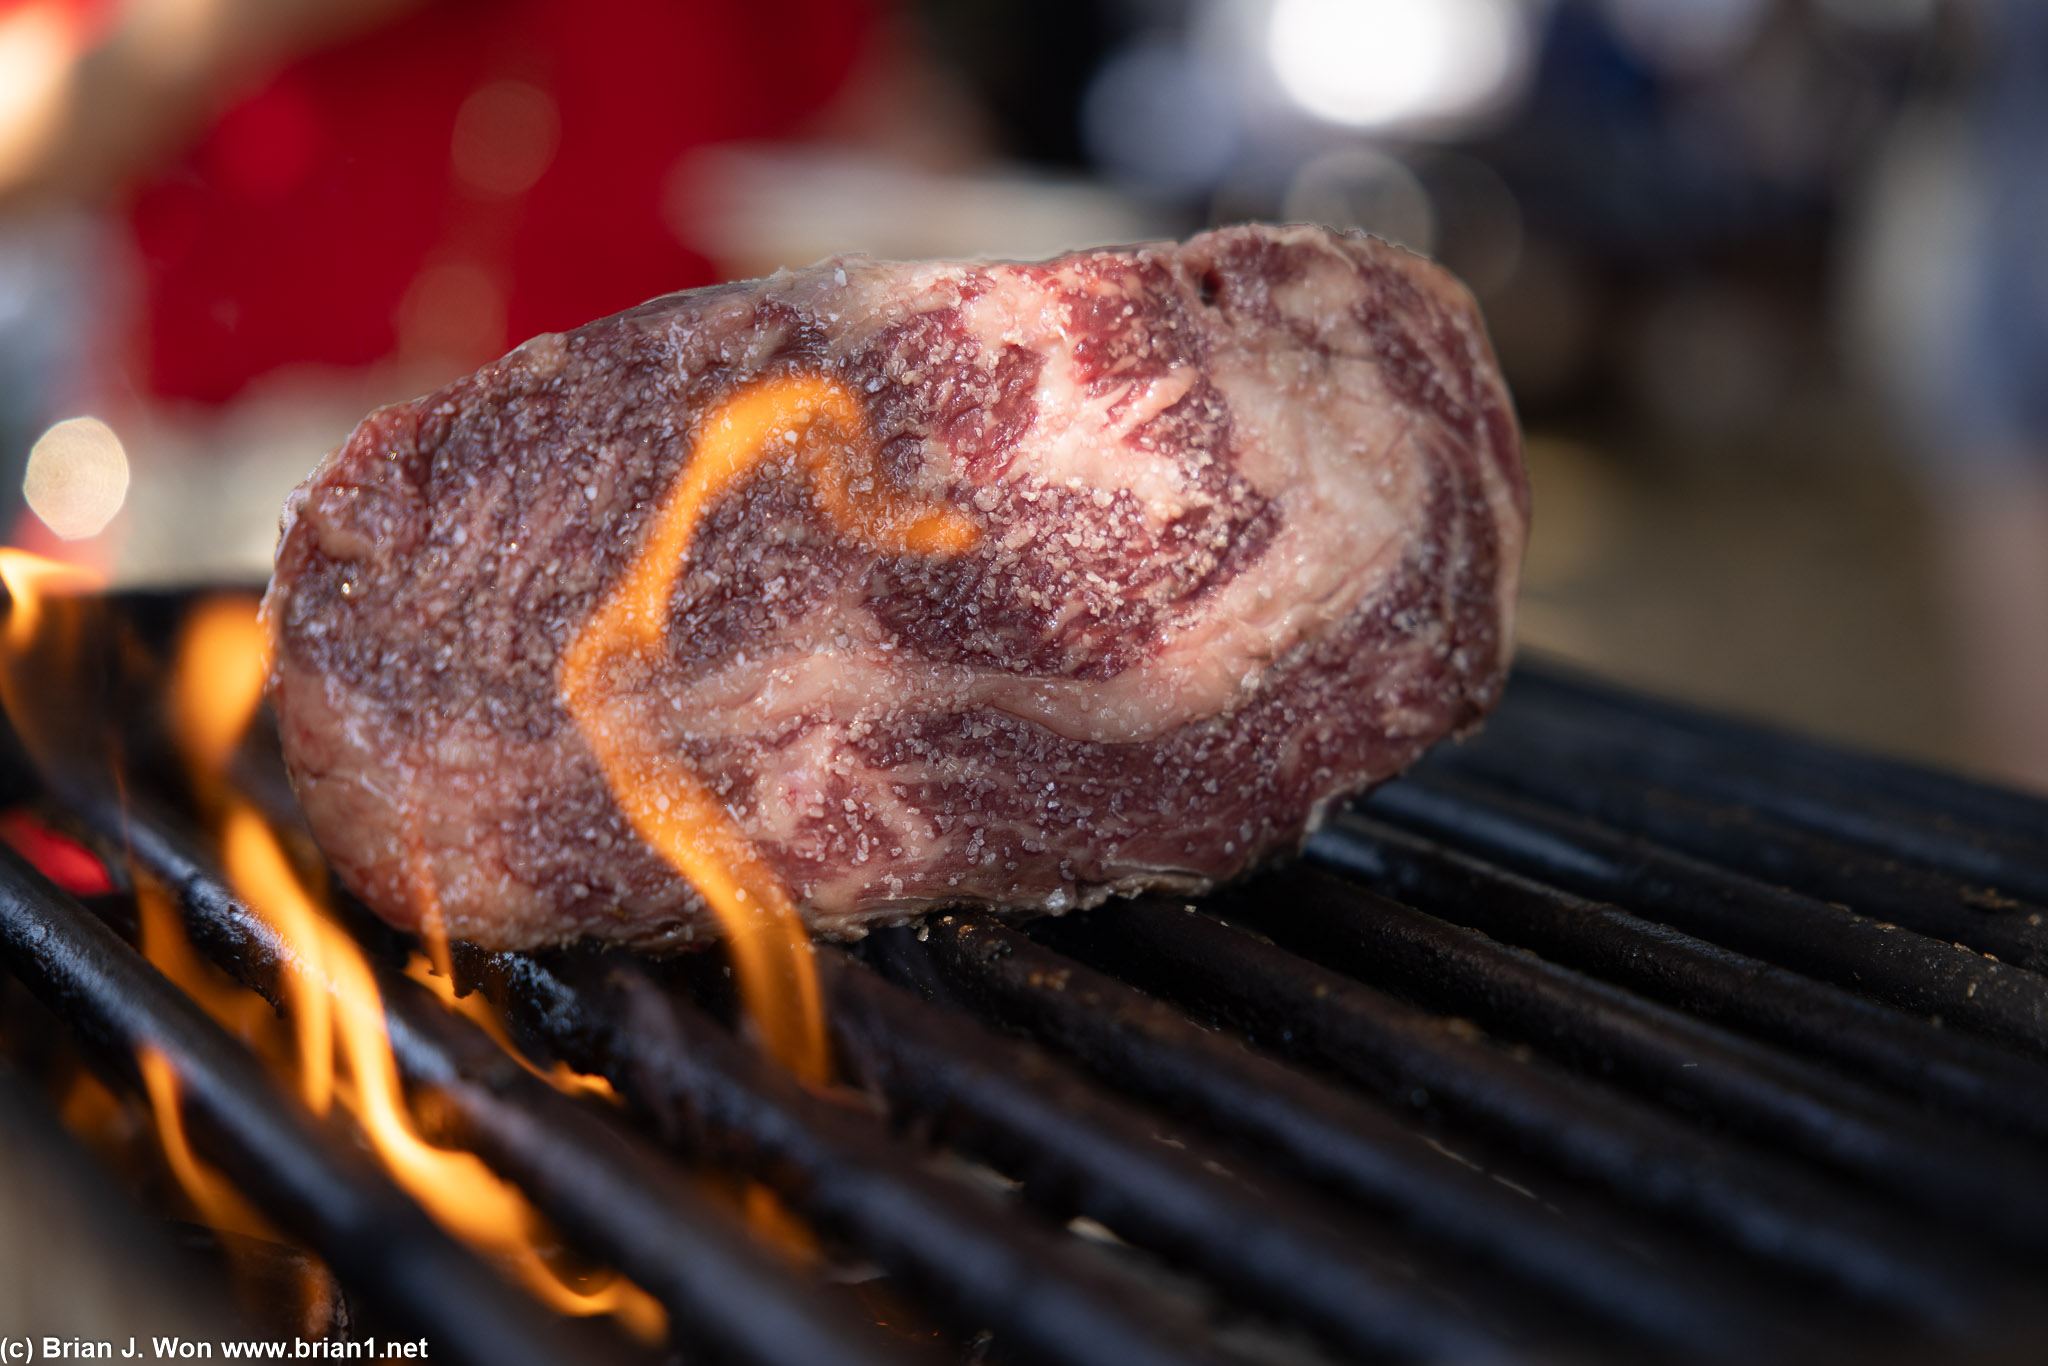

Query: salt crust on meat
(264, 223), (1529, 950)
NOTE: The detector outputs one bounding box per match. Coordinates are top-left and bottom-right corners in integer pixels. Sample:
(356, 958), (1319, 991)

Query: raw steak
(264, 224), (1528, 951)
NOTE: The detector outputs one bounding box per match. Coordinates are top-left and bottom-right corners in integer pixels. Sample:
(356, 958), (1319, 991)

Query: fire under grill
(4, 588), (2048, 1365)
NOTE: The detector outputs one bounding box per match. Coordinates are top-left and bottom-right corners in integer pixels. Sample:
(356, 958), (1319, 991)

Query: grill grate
(2, 592), (2047, 1365)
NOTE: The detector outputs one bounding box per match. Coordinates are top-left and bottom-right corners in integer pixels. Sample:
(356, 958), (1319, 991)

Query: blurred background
(0, 0), (2043, 791)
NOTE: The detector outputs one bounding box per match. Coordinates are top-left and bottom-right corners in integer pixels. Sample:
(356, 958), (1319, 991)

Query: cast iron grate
(2, 588), (2046, 1365)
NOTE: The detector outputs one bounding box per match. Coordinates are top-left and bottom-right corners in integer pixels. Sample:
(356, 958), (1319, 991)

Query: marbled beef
(264, 224), (1528, 951)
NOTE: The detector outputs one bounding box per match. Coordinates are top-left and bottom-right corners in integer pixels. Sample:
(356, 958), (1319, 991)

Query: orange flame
(559, 374), (979, 1086)
(170, 594), (271, 799)
(138, 1046), (277, 1241)
(403, 954), (620, 1105)
(137, 881), (284, 1062)
(219, 805), (336, 1116)
(170, 601), (334, 1110)
(0, 549), (102, 778)
(160, 596), (664, 1342)
(742, 1181), (820, 1268)
(313, 910), (663, 1338)
(0, 547), (99, 653)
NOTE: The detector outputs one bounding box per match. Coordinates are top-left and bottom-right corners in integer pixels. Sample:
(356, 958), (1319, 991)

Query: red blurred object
(0, 0), (114, 37)
(128, 0), (878, 404)
(1, 807), (115, 896)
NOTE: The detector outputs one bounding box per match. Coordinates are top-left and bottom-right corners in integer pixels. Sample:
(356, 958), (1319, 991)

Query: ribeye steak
(264, 224), (1528, 950)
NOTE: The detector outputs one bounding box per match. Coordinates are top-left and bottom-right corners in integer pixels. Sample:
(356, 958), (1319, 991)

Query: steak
(264, 223), (1528, 951)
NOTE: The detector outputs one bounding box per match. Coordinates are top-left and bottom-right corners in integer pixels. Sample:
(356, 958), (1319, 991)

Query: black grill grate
(2, 591), (2047, 1365)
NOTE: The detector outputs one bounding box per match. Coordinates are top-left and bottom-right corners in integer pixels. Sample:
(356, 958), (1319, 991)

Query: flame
(156, 595), (663, 1342)
(166, 597), (335, 1110)
(58, 1066), (126, 1142)
(137, 881), (285, 1060)
(741, 1182), (820, 1268)
(219, 806), (337, 1115)
(403, 955), (620, 1105)
(57, 1064), (158, 1186)
(171, 594), (271, 795)
(0, 549), (105, 812)
(313, 911), (663, 1339)
(559, 374), (979, 1085)
(139, 1046), (277, 1240)
(0, 546), (99, 652)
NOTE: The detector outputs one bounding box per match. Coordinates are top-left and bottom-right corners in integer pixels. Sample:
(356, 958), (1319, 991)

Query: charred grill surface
(1193, 870), (2048, 1245)
(851, 917), (1776, 1355)
(7, 597), (2048, 1365)
(467, 947), (1241, 1366)
(58, 788), (910, 1366)
(0, 844), (598, 1366)
(900, 910), (1980, 1327)
(1312, 813), (2048, 1144)
(1363, 775), (2048, 1052)
(820, 949), (1554, 1362)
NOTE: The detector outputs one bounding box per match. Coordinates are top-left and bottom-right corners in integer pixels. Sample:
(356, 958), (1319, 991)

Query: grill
(4, 587), (2048, 1364)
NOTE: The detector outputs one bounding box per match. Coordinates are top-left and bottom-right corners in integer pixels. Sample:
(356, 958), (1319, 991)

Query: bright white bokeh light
(1268, 0), (1529, 132)
(24, 416), (129, 540)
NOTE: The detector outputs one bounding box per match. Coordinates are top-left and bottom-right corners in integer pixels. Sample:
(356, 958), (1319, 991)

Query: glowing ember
(559, 374), (980, 1086)
(0, 807), (113, 896)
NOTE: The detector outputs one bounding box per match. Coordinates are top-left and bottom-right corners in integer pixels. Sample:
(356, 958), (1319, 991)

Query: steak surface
(264, 224), (1528, 950)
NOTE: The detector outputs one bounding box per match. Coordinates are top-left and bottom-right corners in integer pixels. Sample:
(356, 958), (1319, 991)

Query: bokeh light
(1267, 0), (1531, 133)
(0, 2), (74, 189)
(1082, 39), (1240, 197)
(1601, 0), (1772, 75)
(23, 416), (129, 541)
(1281, 148), (1435, 255)
(450, 80), (560, 199)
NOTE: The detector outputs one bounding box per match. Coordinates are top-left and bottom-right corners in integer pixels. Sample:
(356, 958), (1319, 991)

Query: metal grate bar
(1422, 737), (2048, 972)
(820, 949), (1532, 1363)
(465, 947), (1238, 1366)
(890, 911), (1983, 1332)
(15, 597), (2048, 1364)
(847, 924), (1784, 1354)
(1493, 669), (2048, 903)
(1201, 864), (2048, 1249)
(0, 843), (600, 1366)
(377, 973), (917, 1366)
(1311, 812), (2048, 1144)
(69, 787), (912, 1366)
(1366, 774), (2048, 1054)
